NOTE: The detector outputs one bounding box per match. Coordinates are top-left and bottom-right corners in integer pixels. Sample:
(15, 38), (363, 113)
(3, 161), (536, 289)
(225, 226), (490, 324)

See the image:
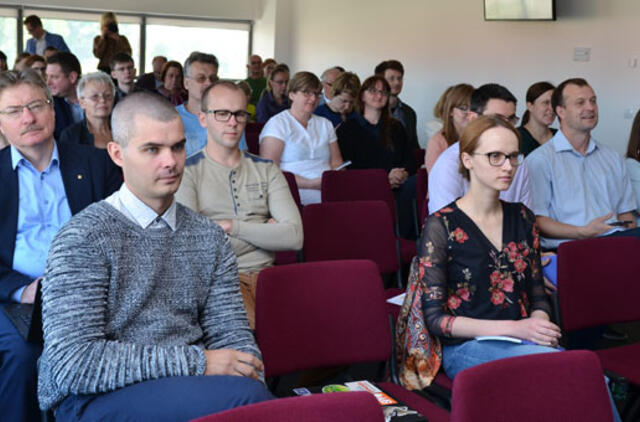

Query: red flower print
(513, 259), (527, 273)
(447, 295), (461, 310)
(490, 271), (501, 286)
(452, 227), (469, 243)
(457, 287), (470, 301)
(519, 300), (528, 317)
(508, 242), (517, 251)
(522, 248), (530, 257)
(490, 289), (505, 305)
(440, 207), (454, 213)
(502, 277), (514, 292)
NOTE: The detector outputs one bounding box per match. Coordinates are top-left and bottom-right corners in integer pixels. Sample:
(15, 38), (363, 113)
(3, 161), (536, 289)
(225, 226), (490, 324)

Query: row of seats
(195, 258), (626, 421)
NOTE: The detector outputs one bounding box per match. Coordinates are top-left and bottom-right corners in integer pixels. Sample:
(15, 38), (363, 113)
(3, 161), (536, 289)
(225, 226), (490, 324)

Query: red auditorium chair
(245, 122), (265, 155)
(254, 260), (450, 422)
(191, 391), (385, 422)
(416, 167), (428, 230)
(450, 350), (615, 422)
(321, 170), (416, 268)
(274, 171), (302, 265)
(557, 236), (640, 420)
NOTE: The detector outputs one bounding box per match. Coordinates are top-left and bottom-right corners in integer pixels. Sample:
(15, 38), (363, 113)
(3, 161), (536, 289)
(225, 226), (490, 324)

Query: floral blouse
(420, 201), (551, 345)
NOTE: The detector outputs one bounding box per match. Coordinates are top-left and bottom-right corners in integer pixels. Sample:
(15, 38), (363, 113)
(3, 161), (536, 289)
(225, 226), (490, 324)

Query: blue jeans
(56, 375), (275, 422)
(443, 340), (621, 422)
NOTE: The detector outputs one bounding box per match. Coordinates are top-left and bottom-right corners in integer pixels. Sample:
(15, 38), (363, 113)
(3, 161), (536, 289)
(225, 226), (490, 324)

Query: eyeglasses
(84, 93), (114, 103)
(271, 79), (289, 86)
(473, 151), (524, 167)
(299, 90), (321, 98)
(0, 99), (52, 120)
(188, 74), (219, 84)
(366, 87), (390, 97)
(204, 109), (251, 123)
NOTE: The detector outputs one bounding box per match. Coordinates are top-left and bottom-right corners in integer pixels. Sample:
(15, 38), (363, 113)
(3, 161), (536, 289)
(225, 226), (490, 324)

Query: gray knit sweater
(38, 201), (260, 410)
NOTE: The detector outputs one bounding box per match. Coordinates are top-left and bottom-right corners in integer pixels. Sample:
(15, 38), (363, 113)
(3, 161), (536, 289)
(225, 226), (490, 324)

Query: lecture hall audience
(256, 63), (290, 123)
(518, 81), (557, 156)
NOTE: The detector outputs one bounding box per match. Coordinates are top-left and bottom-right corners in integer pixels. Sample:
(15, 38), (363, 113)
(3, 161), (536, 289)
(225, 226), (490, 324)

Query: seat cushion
(399, 238), (417, 265)
(378, 382), (450, 422)
(596, 342), (640, 385)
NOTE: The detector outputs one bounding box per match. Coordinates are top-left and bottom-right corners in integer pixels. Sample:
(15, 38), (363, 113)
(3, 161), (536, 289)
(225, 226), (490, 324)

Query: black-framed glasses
(473, 151), (524, 167)
(366, 87), (390, 97)
(0, 99), (52, 120)
(203, 109), (251, 123)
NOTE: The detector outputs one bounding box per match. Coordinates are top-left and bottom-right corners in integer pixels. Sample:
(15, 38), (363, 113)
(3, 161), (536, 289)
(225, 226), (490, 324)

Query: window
(145, 17), (250, 79)
(23, 9), (140, 74)
(0, 8), (17, 67)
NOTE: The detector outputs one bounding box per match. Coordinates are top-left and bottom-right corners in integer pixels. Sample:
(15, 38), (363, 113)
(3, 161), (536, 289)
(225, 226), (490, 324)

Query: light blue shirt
(11, 143), (72, 301)
(176, 103), (247, 158)
(68, 99), (84, 124)
(526, 130), (637, 248)
(624, 157), (640, 224)
(104, 183), (177, 231)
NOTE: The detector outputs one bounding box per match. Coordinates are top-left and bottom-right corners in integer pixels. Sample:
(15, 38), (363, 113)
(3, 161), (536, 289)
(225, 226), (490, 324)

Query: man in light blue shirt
(0, 69), (120, 422)
(526, 78), (639, 249)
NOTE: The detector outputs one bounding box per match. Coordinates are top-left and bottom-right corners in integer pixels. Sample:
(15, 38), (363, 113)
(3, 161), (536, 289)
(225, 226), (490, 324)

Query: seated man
(110, 52), (142, 103)
(38, 92), (273, 421)
(176, 81), (303, 328)
(136, 55), (167, 92)
(526, 78), (639, 249)
(46, 52), (83, 139)
(428, 83), (532, 212)
(0, 69), (120, 422)
(375, 60), (419, 150)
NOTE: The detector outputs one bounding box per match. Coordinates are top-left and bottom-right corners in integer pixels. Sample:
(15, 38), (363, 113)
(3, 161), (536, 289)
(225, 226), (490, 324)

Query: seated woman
(156, 60), (187, 106)
(256, 64), (290, 123)
(336, 75), (417, 238)
(424, 83), (474, 172)
(420, 115), (561, 380)
(518, 81), (556, 156)
(625, 109), (640, 224)
(59, 72), (115, 149)
(259, 71), (343, 205)
(313, 71), (360, 128)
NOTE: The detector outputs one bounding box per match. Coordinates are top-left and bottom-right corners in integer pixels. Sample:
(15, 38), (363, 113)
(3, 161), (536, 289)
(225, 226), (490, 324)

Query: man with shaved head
(244, 54), (266, 106)
(38, 92), (272, 420)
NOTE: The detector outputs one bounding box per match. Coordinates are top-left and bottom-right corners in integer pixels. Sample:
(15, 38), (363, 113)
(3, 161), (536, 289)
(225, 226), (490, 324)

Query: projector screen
(484, 0), (555, 21)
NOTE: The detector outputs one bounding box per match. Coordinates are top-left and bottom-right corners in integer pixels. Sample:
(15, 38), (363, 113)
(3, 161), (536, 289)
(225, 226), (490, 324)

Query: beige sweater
(176, 150), (303, 272)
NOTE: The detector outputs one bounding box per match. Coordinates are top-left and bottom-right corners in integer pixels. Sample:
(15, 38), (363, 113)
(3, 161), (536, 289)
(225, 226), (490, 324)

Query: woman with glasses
(157, 61), (187, 106)
(424, 83), (474, 173)
(260, 71), (344, 205)
(336, 75), (417, 238)
(417, 115), (562, 379)
(518, 82), (556, 157)
(60, 72), (115, 149)
(256, 64), (291, 123)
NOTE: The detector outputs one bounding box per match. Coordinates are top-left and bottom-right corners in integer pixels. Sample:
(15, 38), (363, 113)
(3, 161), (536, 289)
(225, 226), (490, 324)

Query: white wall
(282, 0), (640, 154)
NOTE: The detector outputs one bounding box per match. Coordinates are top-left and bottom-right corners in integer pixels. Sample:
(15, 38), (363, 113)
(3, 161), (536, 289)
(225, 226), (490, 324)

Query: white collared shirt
(105, 183), (177, 231)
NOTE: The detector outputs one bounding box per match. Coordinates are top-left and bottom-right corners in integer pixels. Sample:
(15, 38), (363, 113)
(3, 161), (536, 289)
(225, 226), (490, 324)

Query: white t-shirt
(259, 110), (337, 204)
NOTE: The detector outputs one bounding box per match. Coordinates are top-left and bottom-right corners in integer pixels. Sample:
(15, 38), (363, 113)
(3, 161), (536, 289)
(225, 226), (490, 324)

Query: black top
(59, 118), (94, 147)
(420, 201), (551, 345)
(336, 114), (417, 175)
(517, 126), (557, 157)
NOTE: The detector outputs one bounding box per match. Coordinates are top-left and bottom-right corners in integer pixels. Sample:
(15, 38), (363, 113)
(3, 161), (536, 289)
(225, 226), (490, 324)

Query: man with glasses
(428, 83), (532, 212)
(0, 69), (120, 422)
(38, 92), (273, 420)
(111, 52), (143, 103)
(318, 66), (342, 106)
(176, 81), (302, 329)
(46, 52), (83, 140)
(244, 54), (266, 106)
(177, 51), (220, 157)
(526, 78), (639, 248)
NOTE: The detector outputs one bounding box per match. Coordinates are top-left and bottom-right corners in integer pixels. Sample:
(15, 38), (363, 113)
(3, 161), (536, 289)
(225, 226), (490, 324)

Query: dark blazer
(25, 32), (70, 54)
(398, 102), (419, 151)
(135, 72), (159, 92)
(53, 96), (75, 141)
(0, 142), (122, 302)
(59, 119), (94, 147)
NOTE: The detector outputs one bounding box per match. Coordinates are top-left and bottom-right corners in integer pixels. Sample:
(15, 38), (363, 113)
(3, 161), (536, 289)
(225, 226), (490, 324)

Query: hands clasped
(514, 317), (561, 347)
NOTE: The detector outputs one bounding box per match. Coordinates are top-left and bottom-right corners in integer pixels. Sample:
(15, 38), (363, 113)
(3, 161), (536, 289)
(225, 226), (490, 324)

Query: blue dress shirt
(11, 143), (72, 301)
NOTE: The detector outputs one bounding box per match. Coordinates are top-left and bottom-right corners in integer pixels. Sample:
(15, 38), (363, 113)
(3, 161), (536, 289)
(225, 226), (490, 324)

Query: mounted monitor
(484, 0), (556, 21)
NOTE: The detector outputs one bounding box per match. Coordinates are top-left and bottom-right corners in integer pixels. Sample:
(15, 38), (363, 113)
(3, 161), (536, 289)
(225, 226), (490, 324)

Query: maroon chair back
(557, 236), (640, 331)
(416, 168), (428, 227)
(245, 122), (265, 155)
(322, 169), (397, 222)
(414, 148), (425, 169)
(281, 171), (302, 213)
(450, 350), (613, 422)
(191, 391), (384, 422)
(302, 201), (399, 275)
(255, 260), (392, 377)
